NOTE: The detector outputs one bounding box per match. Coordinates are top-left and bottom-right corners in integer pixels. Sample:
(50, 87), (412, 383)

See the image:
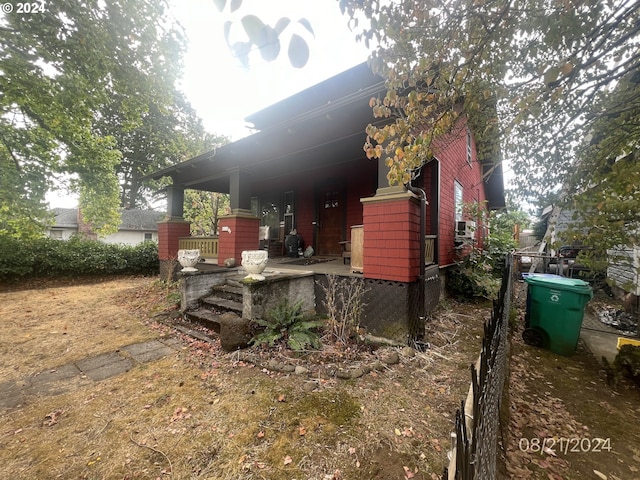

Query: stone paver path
(0, 337), (180, 411)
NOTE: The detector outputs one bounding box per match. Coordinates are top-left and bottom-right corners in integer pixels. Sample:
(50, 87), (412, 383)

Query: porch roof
(145, 63), (386, 193)
(145, 62), (505, 209)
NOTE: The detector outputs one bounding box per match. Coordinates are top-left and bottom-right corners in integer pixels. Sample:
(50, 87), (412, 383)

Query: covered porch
(145, 63), (443, 341)
(148, 63), (441, 286)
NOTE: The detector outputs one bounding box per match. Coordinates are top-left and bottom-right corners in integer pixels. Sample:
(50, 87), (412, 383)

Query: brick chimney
(76, 208), (98, 240)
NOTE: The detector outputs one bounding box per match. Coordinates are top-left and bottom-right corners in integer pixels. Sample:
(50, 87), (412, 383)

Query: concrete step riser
(210, 285), (243, 303)
(184, 309), (223, 333)
(200, 296), (243, 316)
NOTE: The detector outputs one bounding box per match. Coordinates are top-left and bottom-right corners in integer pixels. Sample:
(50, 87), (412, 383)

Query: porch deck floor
(197, 256), (361, 277)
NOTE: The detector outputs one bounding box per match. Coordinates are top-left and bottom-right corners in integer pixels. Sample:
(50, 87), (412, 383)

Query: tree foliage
(292, 0), (640, 260)
(338, 0), (639, 249)
(0, 0), (213, 238)
(184, 190), (230, 236)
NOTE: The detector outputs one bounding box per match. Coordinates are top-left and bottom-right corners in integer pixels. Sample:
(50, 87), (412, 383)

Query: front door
(317, 186), (345, 255)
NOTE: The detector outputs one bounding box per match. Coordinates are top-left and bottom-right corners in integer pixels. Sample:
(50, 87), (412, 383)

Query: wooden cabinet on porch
(351, 225), (364, 273)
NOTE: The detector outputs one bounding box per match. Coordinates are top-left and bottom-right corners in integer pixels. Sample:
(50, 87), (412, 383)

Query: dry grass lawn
(0, 276), (489, 480)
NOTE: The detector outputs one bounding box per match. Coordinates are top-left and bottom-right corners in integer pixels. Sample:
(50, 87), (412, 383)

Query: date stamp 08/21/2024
(519, 437), (612, 455)
(1, 2), (46, 14)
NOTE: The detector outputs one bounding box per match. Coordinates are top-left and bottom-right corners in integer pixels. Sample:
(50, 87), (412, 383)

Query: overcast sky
(171, 0), (371, 140)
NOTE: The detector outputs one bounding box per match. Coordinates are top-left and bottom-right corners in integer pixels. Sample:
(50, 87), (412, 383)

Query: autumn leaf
(278, 394), (286, 402)
(298, 426), (306, 436)
(403, 465), (416, 479)
(256, 431), (265, 438)
(283, 455), (293, 465)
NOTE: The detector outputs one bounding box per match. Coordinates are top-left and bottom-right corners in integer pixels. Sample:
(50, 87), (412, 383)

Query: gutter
(404, 181), (428, 349)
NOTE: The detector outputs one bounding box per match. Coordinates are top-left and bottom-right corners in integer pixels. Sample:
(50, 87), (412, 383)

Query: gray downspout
(404, 181), (428, 348)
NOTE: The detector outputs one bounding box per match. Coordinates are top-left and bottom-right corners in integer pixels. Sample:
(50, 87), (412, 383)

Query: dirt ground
(2, 276), (638, 479)
(0, 276), (489, 480)
(503, 282), (640, 480)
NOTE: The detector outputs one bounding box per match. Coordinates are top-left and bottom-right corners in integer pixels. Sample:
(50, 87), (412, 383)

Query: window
(324, 190), (339, 209)
(144, 232), (153, 242)
(466, 128), (472, 165)
(454, 181), (463, 221)
(49, 230), (63, 240)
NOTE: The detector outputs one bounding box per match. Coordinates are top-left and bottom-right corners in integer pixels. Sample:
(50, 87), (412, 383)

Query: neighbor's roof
(51, 208), (77, 228)
(50, 208), (165, 231)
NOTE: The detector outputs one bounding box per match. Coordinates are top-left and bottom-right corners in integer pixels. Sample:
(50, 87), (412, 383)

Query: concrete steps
(200, 296), (243, 315)
(184, 308), (224, 333)
(185, 277), (244, 329)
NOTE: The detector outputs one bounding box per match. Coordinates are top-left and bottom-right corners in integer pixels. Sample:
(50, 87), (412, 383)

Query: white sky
(170, 0), (371, 140)
(47, 0), (370, 207)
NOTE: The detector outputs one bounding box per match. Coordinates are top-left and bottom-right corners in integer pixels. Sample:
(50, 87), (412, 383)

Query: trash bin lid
(525, 275), (592, 294)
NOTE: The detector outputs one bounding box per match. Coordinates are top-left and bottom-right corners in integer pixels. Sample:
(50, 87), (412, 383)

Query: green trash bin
(523, 275), (593, 356)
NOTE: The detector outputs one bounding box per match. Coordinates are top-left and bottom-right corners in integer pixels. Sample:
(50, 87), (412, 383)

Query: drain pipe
(404, 181), (428, 348)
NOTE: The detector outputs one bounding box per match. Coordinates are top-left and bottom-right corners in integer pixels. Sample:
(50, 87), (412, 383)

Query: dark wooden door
(317, 187), (344, 255)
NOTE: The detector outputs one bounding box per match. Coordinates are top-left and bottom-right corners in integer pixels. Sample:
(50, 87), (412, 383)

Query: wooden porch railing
(425, 235), (437, 265)
(179, 236), (219, 259)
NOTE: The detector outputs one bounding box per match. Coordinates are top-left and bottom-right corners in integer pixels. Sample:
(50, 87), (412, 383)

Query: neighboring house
(145, 62), (505, 337)
(47, 208), (165, 246)
(539, 204), (640, 308)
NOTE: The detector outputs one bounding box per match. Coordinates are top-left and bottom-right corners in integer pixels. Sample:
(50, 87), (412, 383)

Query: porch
(177, 234), (437, 271)
(177, 253), (441, 343)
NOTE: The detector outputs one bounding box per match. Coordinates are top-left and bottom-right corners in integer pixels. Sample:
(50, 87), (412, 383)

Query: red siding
(217, 216), (260, 266)
(362, 196), (421, 282)
(158, 220), (191, 260)
(433, 118), (487, 266)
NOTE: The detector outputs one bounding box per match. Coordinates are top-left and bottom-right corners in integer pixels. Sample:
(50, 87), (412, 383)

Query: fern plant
(251, 299), (324, 351)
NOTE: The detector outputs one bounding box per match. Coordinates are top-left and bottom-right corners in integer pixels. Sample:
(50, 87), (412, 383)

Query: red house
(147, 63), (504, 340)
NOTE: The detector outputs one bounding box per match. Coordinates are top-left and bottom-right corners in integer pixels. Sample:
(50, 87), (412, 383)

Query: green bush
(0, 235), (159, 281)
(251, 299), (324, 351)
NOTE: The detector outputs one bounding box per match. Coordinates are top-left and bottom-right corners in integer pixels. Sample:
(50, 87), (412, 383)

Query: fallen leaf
(593, 471), (607, 480)
(284, 455), (293, 465)
(394, 428), (402, 436)
(257, 431), (265, 438)
(278, 394), (286, 402)
(348, 447), (356, 455)
(299, 426), (306, 436)
(403, 465), (416, 478)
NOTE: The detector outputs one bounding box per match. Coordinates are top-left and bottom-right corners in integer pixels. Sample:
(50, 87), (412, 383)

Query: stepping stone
(76, 352), (133, 382)
(122, 340), (174, 363)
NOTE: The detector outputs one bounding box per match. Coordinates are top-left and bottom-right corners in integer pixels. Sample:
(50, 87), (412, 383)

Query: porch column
(375, 157), (405, 196)
(229, 168), (252, 211)
(158, 184), (190, 277)
(166, 184), (185, 219)
(360, 191), (421, 282)
(217, 212), (260, 266)
(218, 169), (260, 266)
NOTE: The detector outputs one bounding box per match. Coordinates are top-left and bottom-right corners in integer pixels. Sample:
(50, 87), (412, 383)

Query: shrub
(0, 235), (159, 281)
(251, 299), (324, 351)
(321, 274), (366, 345)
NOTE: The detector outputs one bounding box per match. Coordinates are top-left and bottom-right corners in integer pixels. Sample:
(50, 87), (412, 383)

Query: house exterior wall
(433, 118), (487, 266)
(249, 157), (377, 250)
(607, 246), (640, 296)
(101, 230), (158, 246)
(47, 228), (76, 240)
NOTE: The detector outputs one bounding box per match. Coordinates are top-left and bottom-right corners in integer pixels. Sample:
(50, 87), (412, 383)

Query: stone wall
(243, 273), (315, 321)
